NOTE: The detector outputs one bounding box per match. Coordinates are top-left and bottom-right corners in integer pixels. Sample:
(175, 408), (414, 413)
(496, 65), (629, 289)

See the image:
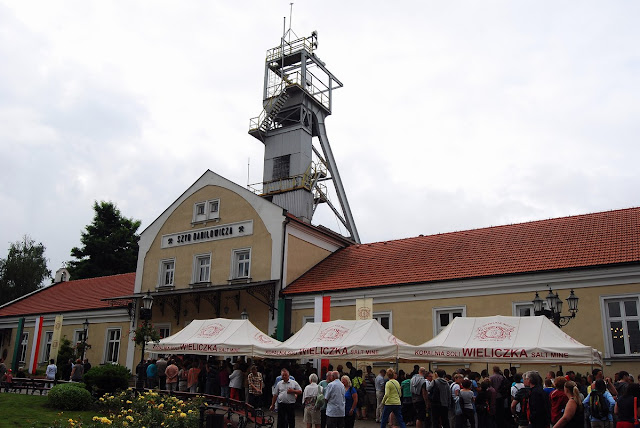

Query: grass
(0, 393), (103, 427)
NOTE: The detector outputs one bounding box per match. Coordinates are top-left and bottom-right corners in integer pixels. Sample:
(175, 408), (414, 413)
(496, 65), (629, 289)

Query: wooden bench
(1, 378), (52, 395)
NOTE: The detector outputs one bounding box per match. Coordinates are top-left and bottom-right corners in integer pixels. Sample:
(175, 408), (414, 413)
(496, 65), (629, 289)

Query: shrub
(47, 383), (93, 410)
(83, 364), (131, 396)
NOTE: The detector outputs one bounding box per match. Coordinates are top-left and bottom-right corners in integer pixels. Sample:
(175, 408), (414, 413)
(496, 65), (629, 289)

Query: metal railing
(265, 35), (315, 62)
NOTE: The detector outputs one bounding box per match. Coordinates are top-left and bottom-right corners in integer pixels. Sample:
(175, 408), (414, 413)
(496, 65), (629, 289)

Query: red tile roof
(284, 207), (640, 295)
(0, 273), (135, 317)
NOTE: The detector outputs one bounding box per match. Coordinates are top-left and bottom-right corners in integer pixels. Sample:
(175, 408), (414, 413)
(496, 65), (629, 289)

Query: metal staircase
(259, 89), (290, 133)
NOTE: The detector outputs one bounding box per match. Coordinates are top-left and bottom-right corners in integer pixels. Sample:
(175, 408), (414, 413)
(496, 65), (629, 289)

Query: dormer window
(193, 199), (220, 223)
(209, 200), (220, 220)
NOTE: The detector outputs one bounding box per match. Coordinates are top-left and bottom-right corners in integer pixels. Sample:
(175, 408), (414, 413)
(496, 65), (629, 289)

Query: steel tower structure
(249, 30), (360, 243)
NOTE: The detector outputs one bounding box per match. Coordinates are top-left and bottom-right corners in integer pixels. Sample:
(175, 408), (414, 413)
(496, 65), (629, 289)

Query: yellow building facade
(285, 208), (640, 377)
(118, 170), (351, 370)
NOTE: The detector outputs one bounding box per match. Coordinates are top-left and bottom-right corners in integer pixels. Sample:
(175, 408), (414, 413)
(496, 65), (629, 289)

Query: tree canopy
(0, 236), (51, 306)
(67, 201), (141, 280)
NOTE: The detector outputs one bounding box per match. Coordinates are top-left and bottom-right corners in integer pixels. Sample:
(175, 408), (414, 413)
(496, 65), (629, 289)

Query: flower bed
(52, 389), (205, 427)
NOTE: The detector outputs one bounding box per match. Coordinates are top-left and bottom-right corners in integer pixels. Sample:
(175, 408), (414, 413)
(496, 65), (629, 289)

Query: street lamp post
(532, 288), (579, 328)
(81, 318), (90, 360)
(240, 308), (249, 320)
(137, 291), (154, 390)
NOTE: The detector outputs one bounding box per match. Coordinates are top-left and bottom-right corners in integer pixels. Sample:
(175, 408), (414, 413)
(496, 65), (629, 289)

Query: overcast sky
(1, 1), (639, 279)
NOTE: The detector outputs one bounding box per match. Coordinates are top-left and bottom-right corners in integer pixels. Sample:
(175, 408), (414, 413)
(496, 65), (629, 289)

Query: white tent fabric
(400, 315), (602, 366)
(263, 319), (412, 360)
(148, 318), (281, 357)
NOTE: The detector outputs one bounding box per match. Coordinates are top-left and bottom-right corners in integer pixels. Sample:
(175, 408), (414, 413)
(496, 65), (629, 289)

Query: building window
(232, 249), (251, 279)
(273, 155), (291, 180)
(19, 332), (29, 363)
(302, 316), (315, 325)
(193, 254), (211, 283)
(433, 306), (465, 336)
(42, 331), (53, 362)
(104, 329), (121, 363)
(208, 199), (220, 220)
(373, 311), (392, 332)
(513, 301), (549, 317)
(604, 296), (640, 357)
(156, 324), (171, 339)
(193, 199), (220, 223)
(159, 259), (175, 287)
(73, 329), (87, 347)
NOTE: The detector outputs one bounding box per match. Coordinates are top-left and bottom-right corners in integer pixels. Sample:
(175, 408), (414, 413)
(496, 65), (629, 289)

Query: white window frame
(513, 300), (549, 317)
(19, 331), (29, 364)
(193, 199), (220, 223)
(231, 248), (251, 279)
(208, 199), (220, 220)
(155, 323), (171, 340)
(600, 294), (640, 358)
(373, 311), (393, 333)
(41, 331), (53, 362)
(159, 259), (176, 288)
(193, 253), (212, 284)
(104, 328), (121, 364)
(433, 306), (466, 337)
(73, 328), (89, 346)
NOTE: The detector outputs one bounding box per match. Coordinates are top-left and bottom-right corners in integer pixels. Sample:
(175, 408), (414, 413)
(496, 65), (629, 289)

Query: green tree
(67, 201), (141, 279)
(0, 235), (51, 305)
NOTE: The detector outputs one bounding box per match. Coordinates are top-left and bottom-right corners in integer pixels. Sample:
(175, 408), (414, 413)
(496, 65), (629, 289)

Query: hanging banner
(314, 296), (331, 377)
(11, 317), (25, 373)
(355, 298), (373, 320)
(49, 315), (64, 363)
(355, 298), (373, 372)
(29, 316), (44, 374)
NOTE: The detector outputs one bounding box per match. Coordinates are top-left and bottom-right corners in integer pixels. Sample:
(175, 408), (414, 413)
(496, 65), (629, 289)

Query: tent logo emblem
(357, 307), (371, 319)
(254, 332), (274, 344)
(475, 322), (515, 341)
(319, 325), (349, 342)
(196, 323), (225, 338)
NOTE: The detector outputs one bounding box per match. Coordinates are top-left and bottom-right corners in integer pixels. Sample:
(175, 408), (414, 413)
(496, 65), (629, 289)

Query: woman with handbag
(380, 368), (407, 428)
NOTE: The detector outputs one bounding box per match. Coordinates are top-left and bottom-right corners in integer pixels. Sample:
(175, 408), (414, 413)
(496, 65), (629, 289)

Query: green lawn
(0, 393), (103, 427)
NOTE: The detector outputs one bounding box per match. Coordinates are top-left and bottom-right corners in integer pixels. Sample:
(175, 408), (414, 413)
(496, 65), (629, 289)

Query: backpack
(498, 376), (511, 397)
(515, 388), (531, 425)
(429, 380), (441, 405)
(411, 375), (425, 396)
(314, 385), (325, 411)
(589, 390), (609, 420)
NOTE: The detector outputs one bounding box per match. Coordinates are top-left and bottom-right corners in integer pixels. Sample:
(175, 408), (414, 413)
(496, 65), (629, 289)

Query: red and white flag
(29, 316), (44, 374)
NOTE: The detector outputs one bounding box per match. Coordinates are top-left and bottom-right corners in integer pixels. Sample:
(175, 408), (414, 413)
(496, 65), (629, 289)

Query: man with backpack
(510, 374), (532, 428)
(410, 367), (431, 428)
(524, 371), (550, 428)
(583, 379), (615, 428)
(490, 366), (510, 428)
(428, 369), (451, 428)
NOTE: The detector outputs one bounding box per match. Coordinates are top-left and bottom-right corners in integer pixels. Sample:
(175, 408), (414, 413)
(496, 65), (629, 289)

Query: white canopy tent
(263, 319), (413, 360)
(148, 318), (281, 357)
(400, 315), (602, 366)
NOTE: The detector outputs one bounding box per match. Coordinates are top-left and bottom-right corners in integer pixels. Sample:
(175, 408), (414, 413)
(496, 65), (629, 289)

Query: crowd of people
(136, 357), (639, 428)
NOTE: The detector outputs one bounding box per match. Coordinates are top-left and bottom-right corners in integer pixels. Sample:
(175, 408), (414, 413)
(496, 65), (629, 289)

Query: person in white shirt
(46, 359), (57, 387)
(271, 369), (302, 428)
(303, 373), (322, 428)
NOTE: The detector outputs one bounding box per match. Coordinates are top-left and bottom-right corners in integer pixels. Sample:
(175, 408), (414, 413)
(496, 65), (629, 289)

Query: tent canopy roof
(400, 315), (602, 366)
(149, 318), (281, 357)
(264, 319), (411, 360)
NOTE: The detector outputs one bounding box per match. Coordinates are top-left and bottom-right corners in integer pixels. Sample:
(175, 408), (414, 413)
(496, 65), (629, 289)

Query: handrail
(265, 36), (315, 62)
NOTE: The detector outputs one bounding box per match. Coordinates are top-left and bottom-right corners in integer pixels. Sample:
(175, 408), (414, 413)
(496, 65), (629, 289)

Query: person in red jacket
(550, 377), (568, 425)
